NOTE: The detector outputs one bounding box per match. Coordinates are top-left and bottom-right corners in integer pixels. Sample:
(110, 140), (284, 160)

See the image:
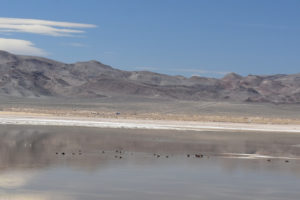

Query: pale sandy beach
(1, 113), (300, 133)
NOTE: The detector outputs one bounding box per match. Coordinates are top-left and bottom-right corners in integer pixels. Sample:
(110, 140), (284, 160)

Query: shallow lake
(0, 125), (300, 200)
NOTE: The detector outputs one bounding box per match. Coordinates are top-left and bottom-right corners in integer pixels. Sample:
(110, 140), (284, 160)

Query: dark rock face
(0, 50), (299, 103)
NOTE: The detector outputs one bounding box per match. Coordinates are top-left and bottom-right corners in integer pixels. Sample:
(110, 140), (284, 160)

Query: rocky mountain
(0, 50), (299, 103)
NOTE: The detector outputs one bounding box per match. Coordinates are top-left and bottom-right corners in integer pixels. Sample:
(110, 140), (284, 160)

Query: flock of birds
(55, 149), (201, 159)
(55, 149), (291, 163)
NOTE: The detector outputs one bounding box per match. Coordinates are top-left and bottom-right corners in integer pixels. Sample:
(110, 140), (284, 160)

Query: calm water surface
(0, 125), (300, 200)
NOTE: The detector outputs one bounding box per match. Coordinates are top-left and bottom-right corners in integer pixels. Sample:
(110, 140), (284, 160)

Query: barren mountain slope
(0, 51), (299, 103)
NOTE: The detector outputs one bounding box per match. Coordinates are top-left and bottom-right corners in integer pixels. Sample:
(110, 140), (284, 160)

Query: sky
(0, 0), (299, 77)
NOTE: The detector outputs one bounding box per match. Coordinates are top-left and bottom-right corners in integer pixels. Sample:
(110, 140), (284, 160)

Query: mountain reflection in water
(0, 125), (300, 200)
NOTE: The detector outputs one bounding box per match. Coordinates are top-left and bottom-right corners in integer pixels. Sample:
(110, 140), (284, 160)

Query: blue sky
(0, 0), (299, 77)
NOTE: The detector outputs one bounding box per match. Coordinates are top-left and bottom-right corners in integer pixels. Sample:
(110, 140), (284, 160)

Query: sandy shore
(1, 113), (300, 133)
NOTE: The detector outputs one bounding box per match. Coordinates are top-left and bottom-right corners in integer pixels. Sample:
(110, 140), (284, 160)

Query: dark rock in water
(195, 154), (204, 158)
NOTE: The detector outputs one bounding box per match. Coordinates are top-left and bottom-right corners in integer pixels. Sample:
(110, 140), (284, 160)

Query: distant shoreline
(1, 114), (300, 133)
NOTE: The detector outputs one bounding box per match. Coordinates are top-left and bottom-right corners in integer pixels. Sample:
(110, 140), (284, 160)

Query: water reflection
(0, 171), (36, 189)
(0, 125), (300, 199)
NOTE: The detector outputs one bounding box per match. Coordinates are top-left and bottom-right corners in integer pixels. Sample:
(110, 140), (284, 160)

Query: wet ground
(1, 125), (300, 199)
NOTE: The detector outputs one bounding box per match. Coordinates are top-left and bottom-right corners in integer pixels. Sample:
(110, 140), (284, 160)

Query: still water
(0, 125), (300, 200)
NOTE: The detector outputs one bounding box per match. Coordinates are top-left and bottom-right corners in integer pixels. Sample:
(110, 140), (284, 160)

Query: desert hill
(0, 50), (299, 103)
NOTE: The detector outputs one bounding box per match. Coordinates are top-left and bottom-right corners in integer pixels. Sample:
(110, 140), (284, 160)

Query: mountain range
(0, 50), (299, 104)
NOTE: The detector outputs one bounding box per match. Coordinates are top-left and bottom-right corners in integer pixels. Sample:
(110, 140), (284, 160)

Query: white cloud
(129, 66), (159, 71)
(173, 68), (230, 76)
(0, 17), (96, 37)
(66, 42), (87, 47)
(0, 38), (47, 56)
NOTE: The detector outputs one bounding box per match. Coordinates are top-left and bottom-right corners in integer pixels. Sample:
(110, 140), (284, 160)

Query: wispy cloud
(0, 38), (47, 56)
(0, 17), (96, 37)
(244, 23), (288, 30)
(228, 22), (291, 30)
(128, 66), (159, 71)
(0, 18), (97, 56)
(173, 68), (230, 76)
(123, 66), (229, 77)
(64, 42), (88, 47)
